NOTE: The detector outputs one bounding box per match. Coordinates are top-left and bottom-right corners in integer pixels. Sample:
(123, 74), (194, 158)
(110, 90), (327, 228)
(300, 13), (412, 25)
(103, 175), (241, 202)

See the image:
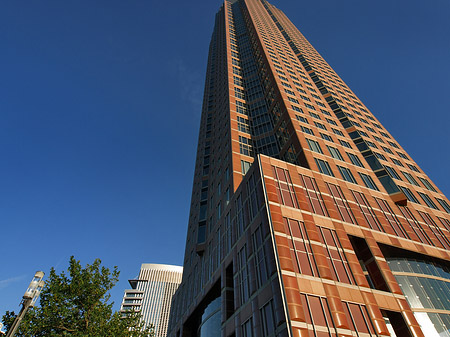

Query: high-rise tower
(168, 1), (450, 336)
(121, 264), (182, 337)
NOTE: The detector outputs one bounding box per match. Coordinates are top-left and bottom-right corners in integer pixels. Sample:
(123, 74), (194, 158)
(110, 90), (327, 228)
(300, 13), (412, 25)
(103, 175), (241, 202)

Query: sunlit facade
(167, 1), (450, 336)
(121, 264), (182, 337)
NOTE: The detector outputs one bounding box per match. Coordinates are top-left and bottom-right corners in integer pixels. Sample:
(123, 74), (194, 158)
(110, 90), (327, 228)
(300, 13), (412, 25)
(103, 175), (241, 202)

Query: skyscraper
(168, 1), (450, 336)
(121, 264), (182, 337)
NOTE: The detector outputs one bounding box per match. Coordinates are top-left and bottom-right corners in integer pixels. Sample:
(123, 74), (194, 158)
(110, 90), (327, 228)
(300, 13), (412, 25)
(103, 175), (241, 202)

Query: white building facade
(121, 263), (183, 337)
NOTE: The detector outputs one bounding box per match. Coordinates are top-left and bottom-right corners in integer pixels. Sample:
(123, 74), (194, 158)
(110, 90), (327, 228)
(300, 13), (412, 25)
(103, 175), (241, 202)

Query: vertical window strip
(342, 301), (377, 336)
(300, 294), (337, 336)
(300, 174), (328, 216)
(418, 211), (450, 250)
(284, 218), (319, 277)
(437, 217), (450, 233)
(236, 244), (250, 305)
(326, 183), (355, 224)
(397, 206), (433, 245)
(351, 190), (384, 232)
(272, 166), (299, 208)
(252, 225), (269, 287)
(436, 198), (450, 213)
(317, 226), (355, 285)
(374, 197), (409, 239)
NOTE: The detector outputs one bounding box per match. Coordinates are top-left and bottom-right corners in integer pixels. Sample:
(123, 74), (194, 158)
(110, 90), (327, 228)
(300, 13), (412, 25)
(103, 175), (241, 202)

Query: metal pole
(5, 299), (32, 337)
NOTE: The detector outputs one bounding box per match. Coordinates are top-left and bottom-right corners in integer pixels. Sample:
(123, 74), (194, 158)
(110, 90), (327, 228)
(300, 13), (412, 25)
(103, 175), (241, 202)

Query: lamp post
(5, 271), (45, 337)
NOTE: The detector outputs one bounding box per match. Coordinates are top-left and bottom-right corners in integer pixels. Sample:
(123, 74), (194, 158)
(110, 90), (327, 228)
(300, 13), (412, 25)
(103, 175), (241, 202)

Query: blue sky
(1, 0), (449, 318)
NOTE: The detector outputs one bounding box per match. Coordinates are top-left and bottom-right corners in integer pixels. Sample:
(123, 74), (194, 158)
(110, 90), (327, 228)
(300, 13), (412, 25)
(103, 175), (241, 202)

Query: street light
(5, 271), (45, 337)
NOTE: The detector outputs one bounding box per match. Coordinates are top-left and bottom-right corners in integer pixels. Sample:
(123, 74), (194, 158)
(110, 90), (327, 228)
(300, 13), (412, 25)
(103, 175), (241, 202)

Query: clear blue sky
(1, 0), (449, 318)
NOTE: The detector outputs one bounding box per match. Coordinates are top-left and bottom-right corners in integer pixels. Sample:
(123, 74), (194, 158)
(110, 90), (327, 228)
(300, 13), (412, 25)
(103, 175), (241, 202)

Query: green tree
(2, 257), (154, 337)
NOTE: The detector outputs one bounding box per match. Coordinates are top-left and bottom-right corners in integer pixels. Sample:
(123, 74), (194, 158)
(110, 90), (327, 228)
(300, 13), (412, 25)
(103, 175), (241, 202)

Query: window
(301, 126), (314, 135)
(398, 206), (432, 245)
(242, 318), (252, 337)
(384, 165), (401, 180)
(352, 190), (383, 231)
(296, 115), (308, 123)
(234, 87), (245, 99)
(391, 158), (404, 167)
(407, 164), (420, 172)
(291, 105), (303, 113)
(261, 301), (275, 336)
(306, 139), (323, 154)
(338, 166), (357, 184)
(397, 152), (408, 159)
(339, 139), (352, 148)
(347, 152), (364, 167)
(272, 166), (298, 208)
(284, 88), (296, 96)
(327, 183), (355, 223)
(320, 133), (333, 142)
(326, 118), (337, 126)
(314, 121), (327, 130)
(315, 158), (334, 176)
(309, 111), (321, 119)
(388, 141), (399, 148)
(326, 146), (343, 160)
(418, 211), (450, 249)
(237, 116), (250, 133)
(418, 192), (438, 209)
(381, 146), (393, 154)
(359, 130), (369, 138)
(300, 175), (328, 216)
(284, 218), (318, 276)
(300, 94), (311, 102)
(332, 128), (344, 136)
(402, 172), (419, 186)
(252, 226), (269, 286)
(300, 295), (337, 335)
(236, 245), (249, 304)
(399, 186), (419, 203)
(359, 173), (379, 190)
(241, 160), (251, 174)
(316, 101), (326, 108)
(342, 302), (377, 336)
(373, 152), (386, 160)
(419, 177), (436, 192)
(436, 199), (450, 213)
(317, 226), (355, 284)
(374, 198), (408, 239)
(239, 136), (253, 156)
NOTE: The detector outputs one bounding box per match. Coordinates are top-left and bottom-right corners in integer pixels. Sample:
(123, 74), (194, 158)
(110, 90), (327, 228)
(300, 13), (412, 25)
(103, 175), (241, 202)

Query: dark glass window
(337, 166), (357, 184)
(315, 158), (334, 176)
(359, 173), (379, 191)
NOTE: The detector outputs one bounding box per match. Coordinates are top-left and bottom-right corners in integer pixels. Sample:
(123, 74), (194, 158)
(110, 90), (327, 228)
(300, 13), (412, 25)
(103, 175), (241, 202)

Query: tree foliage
(2, 257), (153, 337)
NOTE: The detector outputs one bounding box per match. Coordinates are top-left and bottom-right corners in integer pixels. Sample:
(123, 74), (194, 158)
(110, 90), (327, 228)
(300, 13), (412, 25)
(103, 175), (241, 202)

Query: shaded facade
(168, 1), (450, 336)
(121, 264), (183, 337)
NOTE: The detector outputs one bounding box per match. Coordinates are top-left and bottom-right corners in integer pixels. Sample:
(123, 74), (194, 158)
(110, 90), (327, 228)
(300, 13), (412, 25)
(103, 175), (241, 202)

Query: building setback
(168, 0), (450, 336)
(121, 264), (182, 337)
